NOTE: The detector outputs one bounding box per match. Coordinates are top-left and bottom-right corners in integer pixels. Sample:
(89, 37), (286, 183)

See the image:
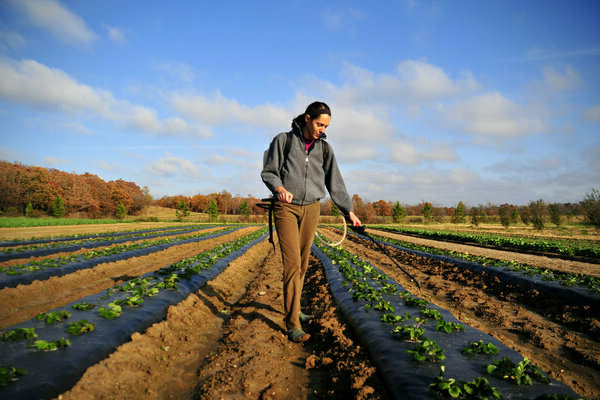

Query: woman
(261, 101), (361, 342)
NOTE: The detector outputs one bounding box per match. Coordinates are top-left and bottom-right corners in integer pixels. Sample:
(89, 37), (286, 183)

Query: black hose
(347, 222), (422, 293)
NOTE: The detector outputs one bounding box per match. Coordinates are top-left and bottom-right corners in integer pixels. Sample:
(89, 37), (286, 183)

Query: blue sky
(0, 0), (599, 207)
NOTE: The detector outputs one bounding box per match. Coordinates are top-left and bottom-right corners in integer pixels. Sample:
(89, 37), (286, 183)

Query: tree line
(1, 161), (598, 229)
(0, 161), (151, 219)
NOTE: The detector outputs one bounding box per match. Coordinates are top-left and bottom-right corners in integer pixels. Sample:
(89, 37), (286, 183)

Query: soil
(0, 223), (597, 399)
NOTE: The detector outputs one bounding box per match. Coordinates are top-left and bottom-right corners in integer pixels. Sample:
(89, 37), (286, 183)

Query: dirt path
(56, 235), (386, 400)
(319, 227), (599, 399)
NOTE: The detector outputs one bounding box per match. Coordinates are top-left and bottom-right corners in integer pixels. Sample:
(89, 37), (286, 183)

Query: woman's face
(303, 113), (331, 141)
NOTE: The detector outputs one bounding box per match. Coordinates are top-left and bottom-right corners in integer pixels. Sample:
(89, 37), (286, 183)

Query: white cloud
(541, 65), (580, 91)
(15, 0), (96, 47)
(0, 30), (26, 50)
(145, 154), (199, 177)
(446, 92), (546, 137)
(0, 58), (195, 136)
(170, 92), (290, 130)
(583, 105), (600, 122)
(43, 156), (69, 165)
(104, 25), (126, 45)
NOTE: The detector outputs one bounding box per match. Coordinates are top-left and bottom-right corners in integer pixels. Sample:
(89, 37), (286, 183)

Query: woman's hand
(275, 186), (293, 203)
(348, 211), (361, 227)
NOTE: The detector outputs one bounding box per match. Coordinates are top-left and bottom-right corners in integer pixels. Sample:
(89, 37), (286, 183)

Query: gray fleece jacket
(261, 125), (353, 215)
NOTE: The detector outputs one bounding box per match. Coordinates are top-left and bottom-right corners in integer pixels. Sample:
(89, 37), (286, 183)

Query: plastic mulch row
(312, 242), (581, 400)
(0, 226), (240, 290)
(0, 225), (201, 247)
(0, 225), (219, 262)
(0, 232), (268, 400)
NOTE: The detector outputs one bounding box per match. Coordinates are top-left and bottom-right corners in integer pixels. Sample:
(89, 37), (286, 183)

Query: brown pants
(273, 202), (321, 331)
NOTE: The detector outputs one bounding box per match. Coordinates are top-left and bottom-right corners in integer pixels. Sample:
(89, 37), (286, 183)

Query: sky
(0, 0), (599, 208)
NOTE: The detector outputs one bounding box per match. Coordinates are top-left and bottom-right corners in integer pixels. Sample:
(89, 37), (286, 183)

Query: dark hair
(292, 101), (331, 129)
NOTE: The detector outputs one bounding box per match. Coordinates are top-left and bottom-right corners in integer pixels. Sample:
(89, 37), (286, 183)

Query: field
(0, 216), (598, 399)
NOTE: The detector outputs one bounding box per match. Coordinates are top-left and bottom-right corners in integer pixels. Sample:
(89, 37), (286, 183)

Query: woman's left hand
(348, 211), (361, 227)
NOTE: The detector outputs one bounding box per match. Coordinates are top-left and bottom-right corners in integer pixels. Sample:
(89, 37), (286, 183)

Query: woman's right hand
(276, 186), (293, 203)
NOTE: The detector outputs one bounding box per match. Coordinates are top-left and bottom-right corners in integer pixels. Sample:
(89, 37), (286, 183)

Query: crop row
(0, 225), (204, 254)
(0, 224), (201, 247)
(373, 226), (600, 260)
(0, 228), (268, 399)
(0, 226), (238, 289)
(312, 236), (580, 399)
(0, 225), (222, 262)
(362, 229), (600, 296)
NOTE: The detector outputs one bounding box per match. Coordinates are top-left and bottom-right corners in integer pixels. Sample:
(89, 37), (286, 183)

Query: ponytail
(291, 101), (331, 129)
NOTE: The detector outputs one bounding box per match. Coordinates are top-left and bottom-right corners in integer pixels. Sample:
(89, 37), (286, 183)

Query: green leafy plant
(0, 364), (27, 387)
(2, 327), (37, 341)
(67, 320), (96, 335)
(381, 313), (407, 324)
(462, 376), (502, 399)
(33, 310), (71, 324)
(29, 338), (71, 351)
(403, 295), (429, 308)
(420, 308), (443, 320)
(462, 340), (499, 355)
(391, 325), (425, 342)
(97, 302), (122, 319)
(487, 357), (550, 386)
(373, 300), (395, 312)
(72, 302), (96, 311)
(407, 338), (445, 362)
(430, 366), (462, 398)
(436, 320), (465, 333)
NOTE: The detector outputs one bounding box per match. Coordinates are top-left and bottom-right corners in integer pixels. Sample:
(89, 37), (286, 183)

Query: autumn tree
(373, 200), (392, 217)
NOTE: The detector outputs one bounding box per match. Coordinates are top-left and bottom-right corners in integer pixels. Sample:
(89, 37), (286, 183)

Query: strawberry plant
(408, 338), (445, 362)
(461, 340), (499, 355)
(29, 338), (71, 351)
(33, 310), (71, 324)
(462, 376), (502, 399)
(2, 328), (37, 341)
(0, 365), (27, 387)
(97, 303), (122, 320)
(436, 320), (465, 333)
(72, 302), (96, 311)
(391, 325), (425, 342)
(429, 366), (463, 398)
(420, 308), (444, 320)
(381, 313), (408, 324)
(67, 320), (96, 335)
(487, 357), (550, 386)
